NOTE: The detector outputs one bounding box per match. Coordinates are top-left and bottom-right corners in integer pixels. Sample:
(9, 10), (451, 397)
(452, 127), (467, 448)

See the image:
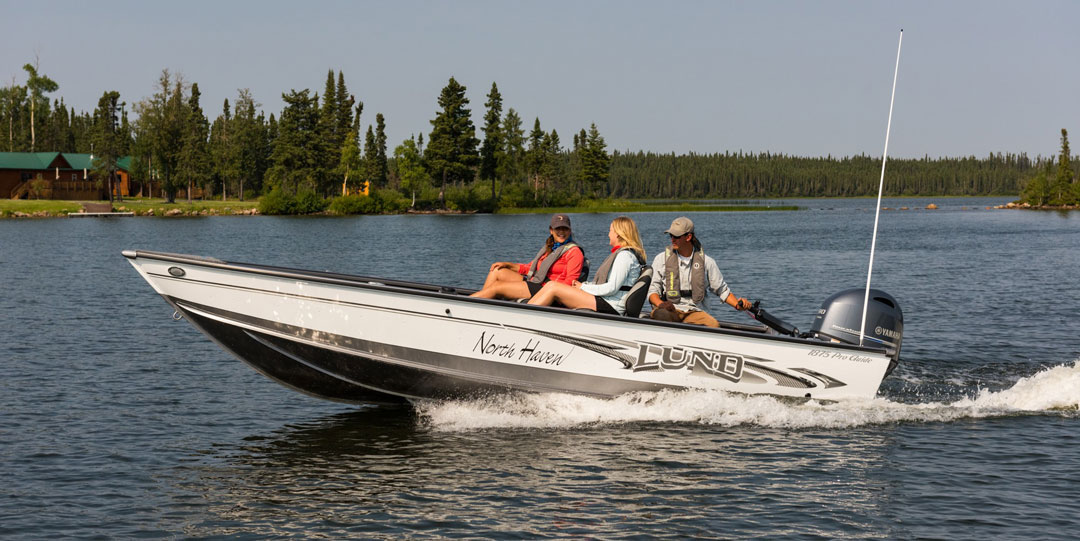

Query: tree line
(3, 60), (1073, 211)
(607, 150), (1054, 199)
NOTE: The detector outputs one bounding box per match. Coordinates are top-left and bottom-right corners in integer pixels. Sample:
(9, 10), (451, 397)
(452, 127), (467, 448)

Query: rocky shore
(113, 206), (260, 217)
(995, 201), (1080, 210)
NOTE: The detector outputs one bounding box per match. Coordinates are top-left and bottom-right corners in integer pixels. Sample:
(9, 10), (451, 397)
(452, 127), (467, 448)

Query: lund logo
(633, 344), (744, 382)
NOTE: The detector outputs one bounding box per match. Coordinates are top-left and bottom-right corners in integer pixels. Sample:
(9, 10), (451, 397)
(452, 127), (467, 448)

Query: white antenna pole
(860, 29), (903, 346)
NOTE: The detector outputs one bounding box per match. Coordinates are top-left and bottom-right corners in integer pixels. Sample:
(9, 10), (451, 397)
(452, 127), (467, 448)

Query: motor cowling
(809, 288), (903, 366)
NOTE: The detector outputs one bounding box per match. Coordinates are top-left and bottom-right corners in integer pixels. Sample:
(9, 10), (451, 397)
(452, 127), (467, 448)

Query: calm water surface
(2, 197), (1079, 539)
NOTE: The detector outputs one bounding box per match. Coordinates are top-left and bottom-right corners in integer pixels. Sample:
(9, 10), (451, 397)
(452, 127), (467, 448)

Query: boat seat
(622, 268), (653, 318)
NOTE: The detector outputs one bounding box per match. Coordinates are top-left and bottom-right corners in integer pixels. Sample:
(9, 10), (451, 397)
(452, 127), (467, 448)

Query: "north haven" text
(473, 331), (565, 366)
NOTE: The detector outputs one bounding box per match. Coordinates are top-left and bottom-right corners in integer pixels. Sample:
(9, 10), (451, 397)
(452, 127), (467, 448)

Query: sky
(3, 0), (1077, 159)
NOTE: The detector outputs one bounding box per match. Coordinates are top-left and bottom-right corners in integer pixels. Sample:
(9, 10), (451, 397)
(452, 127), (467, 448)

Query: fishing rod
(860, 29), (903, 346)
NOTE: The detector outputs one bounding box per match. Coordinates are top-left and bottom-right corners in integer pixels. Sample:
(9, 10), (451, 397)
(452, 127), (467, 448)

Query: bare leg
(471, 279), (533, 300)
(481, 267), (522, 291)
(527, 282), (598, 310)
(471, 268), (528, 298)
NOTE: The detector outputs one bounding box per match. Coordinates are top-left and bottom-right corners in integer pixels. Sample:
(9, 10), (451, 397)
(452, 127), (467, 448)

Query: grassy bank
(0, 200), (83, 217)
(1, 198), (259, 218)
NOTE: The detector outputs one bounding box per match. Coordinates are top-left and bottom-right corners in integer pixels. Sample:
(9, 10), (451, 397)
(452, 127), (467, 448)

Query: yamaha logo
(875, 326), (901, 339)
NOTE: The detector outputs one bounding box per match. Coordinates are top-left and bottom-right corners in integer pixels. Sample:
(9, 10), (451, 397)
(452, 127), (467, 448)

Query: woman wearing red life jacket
(470, 214), (585, 301)
(527, 216), (645, 316)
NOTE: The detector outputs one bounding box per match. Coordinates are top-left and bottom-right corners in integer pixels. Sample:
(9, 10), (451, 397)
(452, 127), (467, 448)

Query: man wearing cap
(647, 216), (751, 327)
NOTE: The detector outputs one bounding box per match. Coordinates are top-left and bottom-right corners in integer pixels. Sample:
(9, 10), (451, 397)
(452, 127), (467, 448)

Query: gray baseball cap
(550, 214), (571, 229)
(664, 217), (694, 237)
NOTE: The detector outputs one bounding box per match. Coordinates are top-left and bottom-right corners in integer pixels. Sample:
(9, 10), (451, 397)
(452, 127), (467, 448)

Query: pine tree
(317, 70), (340, 196)
(51, 97), (74, 152)
(569, 129), (584, 192)
(1052, 128), (1075, 205)
(479, 82), (503, 200)
(210, 98), (239, 200)
(544, 129), (562, 193)
(176, 82), (210, 201)
(91, 90), (123, 203)
(266, 89), (319, 195)
(580, 123), (610, 197)
(525, 117), (544, 180)
(375, 113), (388, 188)
(267, 113), (277, 145)
(118, 105), (132, 157)
(426, 77), (479, 206)
(499, 108), (524, 185)
(363, 124), (377, 189)
(232, 89), (267, 200)
(336, 72), (353, 146)
(1021, 166), (1051, 206)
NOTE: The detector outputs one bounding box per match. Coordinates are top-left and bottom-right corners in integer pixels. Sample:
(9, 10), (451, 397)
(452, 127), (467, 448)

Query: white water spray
(416, 361), (1080, 431)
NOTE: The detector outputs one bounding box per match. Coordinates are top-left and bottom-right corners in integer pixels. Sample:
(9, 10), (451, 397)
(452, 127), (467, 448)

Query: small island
(1009, 129), (1080, 210)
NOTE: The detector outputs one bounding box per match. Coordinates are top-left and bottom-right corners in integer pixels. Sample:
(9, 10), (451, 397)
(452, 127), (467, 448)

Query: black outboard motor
(809, 288), (903, 376)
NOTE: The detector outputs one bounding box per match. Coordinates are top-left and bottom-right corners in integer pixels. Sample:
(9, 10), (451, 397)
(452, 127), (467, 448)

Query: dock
(67, 212), (135, 218)
(66, 202), (133, 217)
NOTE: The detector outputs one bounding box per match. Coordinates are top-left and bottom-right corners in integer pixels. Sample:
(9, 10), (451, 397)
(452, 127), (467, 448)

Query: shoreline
(4, 197), (1066, 219)
(1, 199), (798, 218)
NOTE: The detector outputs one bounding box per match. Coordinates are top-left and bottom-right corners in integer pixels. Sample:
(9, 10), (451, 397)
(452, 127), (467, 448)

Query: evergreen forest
(3, 61), (1077, 213)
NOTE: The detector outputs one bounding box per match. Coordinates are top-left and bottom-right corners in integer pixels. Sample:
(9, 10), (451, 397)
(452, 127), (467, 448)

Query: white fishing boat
(123, 250), (904, 404)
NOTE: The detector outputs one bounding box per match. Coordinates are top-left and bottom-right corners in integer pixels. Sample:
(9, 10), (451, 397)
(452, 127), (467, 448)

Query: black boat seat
(622, 268), (653, 318)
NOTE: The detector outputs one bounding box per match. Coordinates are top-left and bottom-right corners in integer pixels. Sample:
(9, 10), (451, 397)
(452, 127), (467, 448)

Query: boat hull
(125, 250), (895, 403)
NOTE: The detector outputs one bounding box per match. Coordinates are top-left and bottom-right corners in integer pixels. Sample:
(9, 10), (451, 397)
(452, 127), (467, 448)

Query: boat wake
(415, 360), (1080, 431)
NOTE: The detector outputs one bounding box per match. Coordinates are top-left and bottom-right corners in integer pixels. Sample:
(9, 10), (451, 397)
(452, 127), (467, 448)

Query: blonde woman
(527, 216), (645, 315)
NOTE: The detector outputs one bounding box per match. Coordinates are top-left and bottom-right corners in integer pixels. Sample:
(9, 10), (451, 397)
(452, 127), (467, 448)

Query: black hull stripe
(174, 299), (677, 400)
(180, 304), (407, 404)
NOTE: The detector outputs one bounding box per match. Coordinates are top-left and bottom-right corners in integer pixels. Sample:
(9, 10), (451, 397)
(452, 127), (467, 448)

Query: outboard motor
(809, 288), (903, 376)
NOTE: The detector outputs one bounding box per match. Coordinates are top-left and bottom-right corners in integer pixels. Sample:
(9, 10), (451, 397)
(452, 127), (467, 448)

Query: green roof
(62, 153), (93, 170)
(0, 152), (61, 169)
(0, 152), (132, 171)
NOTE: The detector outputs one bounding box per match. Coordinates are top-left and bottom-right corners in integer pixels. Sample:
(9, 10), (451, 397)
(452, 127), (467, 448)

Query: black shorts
(594, 297), (619, 315)
(525, 280), (544, 297)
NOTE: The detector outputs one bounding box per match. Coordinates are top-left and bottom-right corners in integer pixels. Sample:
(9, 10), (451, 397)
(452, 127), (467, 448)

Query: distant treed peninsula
(2, 63), (1077, 214)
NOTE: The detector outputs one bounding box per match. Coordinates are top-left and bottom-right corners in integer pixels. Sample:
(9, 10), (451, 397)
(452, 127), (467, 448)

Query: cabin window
(72, 173), (78, 181)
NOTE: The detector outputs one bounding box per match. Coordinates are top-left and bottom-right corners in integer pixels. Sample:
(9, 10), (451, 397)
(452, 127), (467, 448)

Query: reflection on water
(175, 405), (903, 538)
(172, 363), (1080, 538)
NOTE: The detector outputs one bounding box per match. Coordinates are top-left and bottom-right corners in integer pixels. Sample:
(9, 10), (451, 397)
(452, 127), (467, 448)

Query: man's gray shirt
(648, 248), (731, 313)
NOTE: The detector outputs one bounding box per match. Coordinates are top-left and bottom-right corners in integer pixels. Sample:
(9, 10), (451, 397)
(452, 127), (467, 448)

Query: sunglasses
(668, 233), (689, 240)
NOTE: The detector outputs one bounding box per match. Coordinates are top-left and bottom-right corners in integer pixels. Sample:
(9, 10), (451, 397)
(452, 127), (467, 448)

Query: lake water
(2, 197), (1079, 539)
